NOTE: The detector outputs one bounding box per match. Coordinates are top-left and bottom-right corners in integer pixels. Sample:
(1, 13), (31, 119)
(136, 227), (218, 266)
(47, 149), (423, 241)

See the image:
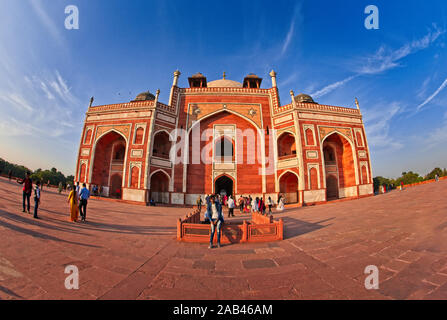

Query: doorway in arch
(326, 175), (339, 200)
(150, 171), (170, 204)
(214, 175), (233, 197)
(279, 171), (299, 203)
(110, 174), (122, 199)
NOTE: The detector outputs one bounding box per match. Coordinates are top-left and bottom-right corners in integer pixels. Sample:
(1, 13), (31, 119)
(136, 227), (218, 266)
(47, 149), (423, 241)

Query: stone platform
(0, 176), (447, 300)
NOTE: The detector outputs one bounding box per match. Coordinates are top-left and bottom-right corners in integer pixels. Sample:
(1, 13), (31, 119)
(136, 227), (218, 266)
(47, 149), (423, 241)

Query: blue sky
(0, 0), (446, 178)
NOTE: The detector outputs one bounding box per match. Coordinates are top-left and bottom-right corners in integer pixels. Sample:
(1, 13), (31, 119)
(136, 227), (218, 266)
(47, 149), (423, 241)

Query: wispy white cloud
(278, 72), (298, 88)
(0, 93), (34, 112)
(281, 20), (295, 56)
(363, 102), (404, 151)
(29, 0), (64, 45)
(310, 26), (444, 99)
(357, 26), (444, 75)
(279, 3), (302, 58)
(416, 77), (447, 111)
(417, 76), (431, 100)
(311, 75), (357, 99)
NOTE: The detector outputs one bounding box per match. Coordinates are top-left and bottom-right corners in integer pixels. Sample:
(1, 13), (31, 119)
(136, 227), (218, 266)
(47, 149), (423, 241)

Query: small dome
(295, 93), (316, 104)
(190, 72), (205, 78)
(134, 91), (155, 101)
(207, 79), (243, 88)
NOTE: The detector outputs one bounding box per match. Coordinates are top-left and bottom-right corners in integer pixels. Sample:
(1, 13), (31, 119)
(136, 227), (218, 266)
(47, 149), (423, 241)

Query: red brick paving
(1, 176), (447, 300)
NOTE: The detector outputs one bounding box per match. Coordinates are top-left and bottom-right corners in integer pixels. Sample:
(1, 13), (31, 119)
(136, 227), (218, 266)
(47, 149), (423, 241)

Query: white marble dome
(207, 79), (243, 88)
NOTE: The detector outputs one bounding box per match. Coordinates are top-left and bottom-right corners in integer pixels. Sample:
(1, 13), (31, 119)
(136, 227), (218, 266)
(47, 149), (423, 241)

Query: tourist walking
(435, 174), (439, 182)
(238, 196), (244, 213)
(67, 187), (79, 222)
(196, 195), (202, 211)
(400, 181), (404, 191)
(252, 197), (259, 212)
(33, 181), (41, 219)
(259, 197), (266, 214)
(79, 183), (90, 222)
(227, 195), (235, 217)
(58, 181), (63, 194)
(205, 196), (224, 248)
(267, 196), (273, 214)
(17, 171), (32, 214)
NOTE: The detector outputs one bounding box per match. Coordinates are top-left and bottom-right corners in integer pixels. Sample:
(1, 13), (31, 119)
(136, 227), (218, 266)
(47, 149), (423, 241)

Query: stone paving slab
(1, 176), (447, 299)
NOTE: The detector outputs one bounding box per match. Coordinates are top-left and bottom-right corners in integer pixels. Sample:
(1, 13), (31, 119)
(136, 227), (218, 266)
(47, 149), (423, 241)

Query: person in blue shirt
(79, 183), (90, 222)
(205, 195), (224, 248)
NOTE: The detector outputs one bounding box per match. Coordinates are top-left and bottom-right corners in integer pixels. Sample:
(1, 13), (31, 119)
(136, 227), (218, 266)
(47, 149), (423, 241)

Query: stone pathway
(0, 176), (447, 299)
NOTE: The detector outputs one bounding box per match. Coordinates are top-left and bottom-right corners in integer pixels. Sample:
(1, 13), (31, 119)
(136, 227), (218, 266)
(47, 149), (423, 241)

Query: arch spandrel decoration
(318, 126), (353, 143)
(95, 125), (131, 142)
(212, 171), (236, 180)
(187, 103), (262, 131)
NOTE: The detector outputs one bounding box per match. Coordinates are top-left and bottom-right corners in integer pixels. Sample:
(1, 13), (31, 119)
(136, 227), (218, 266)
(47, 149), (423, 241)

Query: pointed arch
(320, 130), (359, 186)
(89, 129), (129, 191)
(187, 109), (261, 135)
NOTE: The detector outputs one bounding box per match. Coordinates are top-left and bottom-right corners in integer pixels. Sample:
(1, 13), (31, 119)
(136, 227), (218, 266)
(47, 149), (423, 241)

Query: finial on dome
(355, 97), (360, 110)
(223, 71), (226, 80)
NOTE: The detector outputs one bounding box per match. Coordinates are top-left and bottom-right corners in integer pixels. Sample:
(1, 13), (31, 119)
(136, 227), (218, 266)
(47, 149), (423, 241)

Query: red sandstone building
(76, 71), (373, 206)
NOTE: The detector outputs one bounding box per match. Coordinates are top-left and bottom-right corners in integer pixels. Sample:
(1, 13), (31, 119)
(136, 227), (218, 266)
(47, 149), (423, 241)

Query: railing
(177, 210), (283, 243)
(403, 176), (447, 188)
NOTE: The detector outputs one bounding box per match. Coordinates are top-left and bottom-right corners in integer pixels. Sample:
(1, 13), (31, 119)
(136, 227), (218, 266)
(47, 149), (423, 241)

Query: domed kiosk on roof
(133, 91), (155, 101)
(295, 93), (317, 104)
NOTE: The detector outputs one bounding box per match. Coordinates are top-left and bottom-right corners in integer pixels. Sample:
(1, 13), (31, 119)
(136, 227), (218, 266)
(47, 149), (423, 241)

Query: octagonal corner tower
(76, 71), (373, 206)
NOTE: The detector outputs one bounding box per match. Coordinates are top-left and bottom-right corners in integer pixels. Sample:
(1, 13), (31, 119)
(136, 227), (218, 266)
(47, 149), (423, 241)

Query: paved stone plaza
(0, 177), (446, 300)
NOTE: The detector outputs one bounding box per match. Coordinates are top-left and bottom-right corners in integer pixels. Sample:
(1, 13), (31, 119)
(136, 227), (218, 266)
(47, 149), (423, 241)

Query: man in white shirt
(227, 196), (235, 217)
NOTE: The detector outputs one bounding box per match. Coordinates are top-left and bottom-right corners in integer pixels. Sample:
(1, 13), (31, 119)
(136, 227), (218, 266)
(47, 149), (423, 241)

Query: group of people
(197, 193), (287, 217)
(67, 182), (90, 222)
(16, 172), (40, 219)
(195, 193), (287, 249)
(14, 172), (90, 222)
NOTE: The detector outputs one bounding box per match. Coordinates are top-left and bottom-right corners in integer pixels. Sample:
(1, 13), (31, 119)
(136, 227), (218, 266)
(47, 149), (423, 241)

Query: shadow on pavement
(282, 216), (334, 239)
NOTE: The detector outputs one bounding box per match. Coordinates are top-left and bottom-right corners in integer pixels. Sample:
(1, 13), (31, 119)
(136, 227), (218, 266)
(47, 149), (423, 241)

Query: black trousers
(228, 208), (234, 217)
(23, 191), (31, 212)
(34, 198), (39, 218)
(80, 199), (88, 220)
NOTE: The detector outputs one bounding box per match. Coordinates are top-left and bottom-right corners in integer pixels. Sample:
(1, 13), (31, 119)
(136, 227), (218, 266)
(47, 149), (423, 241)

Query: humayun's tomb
(76, 71), (373, 206)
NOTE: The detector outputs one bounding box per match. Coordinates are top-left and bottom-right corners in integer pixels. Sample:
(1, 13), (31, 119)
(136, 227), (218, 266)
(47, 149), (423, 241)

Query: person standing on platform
(17, 171), (32, 214)
(400, 181), (404, 191)
(79, 183), (90, 222)
(205, 196), (224, 249)
(33, 181), (41, 219)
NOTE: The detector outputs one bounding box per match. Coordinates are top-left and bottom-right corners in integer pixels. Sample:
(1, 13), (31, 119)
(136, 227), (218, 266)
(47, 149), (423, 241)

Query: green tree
(425, 167), (444, 180)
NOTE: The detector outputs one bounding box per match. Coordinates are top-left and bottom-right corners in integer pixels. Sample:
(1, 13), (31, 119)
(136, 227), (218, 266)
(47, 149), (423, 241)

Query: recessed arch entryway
(214, 174), (234, 197)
